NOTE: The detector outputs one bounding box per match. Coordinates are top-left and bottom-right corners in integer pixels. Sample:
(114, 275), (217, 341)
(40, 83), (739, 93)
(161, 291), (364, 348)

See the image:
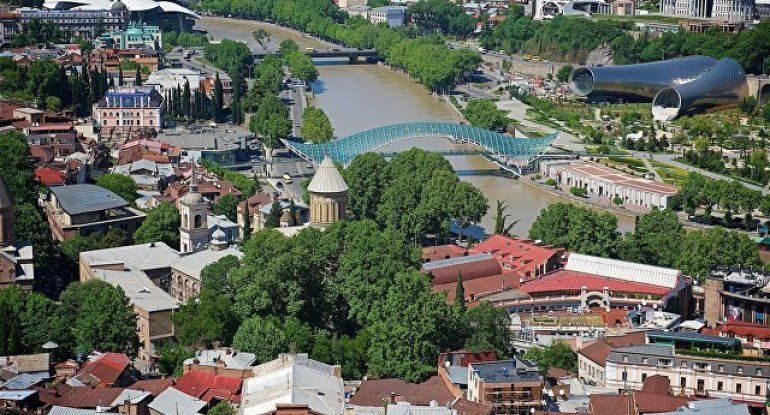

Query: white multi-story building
(711, 0), (756, 20)
(605, 344), (770, 407)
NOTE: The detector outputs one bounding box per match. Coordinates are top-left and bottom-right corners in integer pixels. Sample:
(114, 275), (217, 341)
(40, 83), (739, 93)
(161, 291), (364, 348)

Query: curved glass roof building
(569, 56), (718, 100)
(568, 55), (747, 120)
(282, 121), (557, 165)
(652, 58), (747, 121)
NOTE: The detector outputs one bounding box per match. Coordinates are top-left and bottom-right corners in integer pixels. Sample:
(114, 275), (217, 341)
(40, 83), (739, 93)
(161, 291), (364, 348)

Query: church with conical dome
(307, 156), (348, 227)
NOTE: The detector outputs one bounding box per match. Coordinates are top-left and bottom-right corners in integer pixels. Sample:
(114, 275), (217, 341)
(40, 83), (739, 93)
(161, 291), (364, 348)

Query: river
(198, 17), (636, 235)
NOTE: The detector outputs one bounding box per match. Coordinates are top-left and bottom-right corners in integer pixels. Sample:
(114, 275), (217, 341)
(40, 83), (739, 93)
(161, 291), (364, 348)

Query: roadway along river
(198, 17), (635, 235)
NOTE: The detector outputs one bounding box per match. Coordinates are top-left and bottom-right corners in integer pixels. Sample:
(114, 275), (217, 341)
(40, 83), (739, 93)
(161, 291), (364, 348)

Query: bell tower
(178, 167), (208, 253)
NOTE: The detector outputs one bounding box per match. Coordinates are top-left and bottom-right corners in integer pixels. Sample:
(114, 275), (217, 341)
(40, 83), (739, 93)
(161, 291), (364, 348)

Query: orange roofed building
(423, 235), (565, 304)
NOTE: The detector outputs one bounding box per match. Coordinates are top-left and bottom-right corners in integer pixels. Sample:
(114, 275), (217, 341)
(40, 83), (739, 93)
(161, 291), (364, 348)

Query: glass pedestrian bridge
(281, 121), (559, 165)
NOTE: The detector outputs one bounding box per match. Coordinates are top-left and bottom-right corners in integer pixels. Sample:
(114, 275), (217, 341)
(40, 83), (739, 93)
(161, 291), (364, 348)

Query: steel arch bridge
(281, 121), (558, 166)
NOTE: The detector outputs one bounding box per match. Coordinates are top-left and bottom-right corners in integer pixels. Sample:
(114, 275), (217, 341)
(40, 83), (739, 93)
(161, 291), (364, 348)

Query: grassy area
(650, 159), (690, 186)
(606, 156), (649, 174)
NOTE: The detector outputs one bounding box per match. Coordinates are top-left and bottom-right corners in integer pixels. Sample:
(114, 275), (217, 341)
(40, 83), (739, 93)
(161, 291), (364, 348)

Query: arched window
(183, 213), (188, 225)
(194, 214), (202, 228)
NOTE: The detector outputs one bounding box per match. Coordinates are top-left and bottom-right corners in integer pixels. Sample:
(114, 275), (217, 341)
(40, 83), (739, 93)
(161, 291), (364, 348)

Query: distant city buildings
(95, 23), (162, 50)
(18, 5), (126, 40)
(369, 6), (406, 27)
(659, 0), (757, 21)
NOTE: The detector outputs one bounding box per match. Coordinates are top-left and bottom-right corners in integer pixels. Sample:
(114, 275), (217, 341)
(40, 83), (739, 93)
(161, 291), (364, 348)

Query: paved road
(641, 157), (664, 183)
(637, 152), (767, 193)
(281, 85), (305, 138)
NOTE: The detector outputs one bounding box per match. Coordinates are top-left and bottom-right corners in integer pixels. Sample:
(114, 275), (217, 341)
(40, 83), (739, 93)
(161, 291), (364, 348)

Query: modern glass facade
(569, 55), (748, 120)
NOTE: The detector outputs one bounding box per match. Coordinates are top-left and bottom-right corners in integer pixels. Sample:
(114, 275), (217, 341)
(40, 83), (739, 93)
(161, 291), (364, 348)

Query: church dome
(179, 189), (202, 205)
(212, 227), (227, 242)
(111, 0), (127, 10)
(307, 156), (348, 194)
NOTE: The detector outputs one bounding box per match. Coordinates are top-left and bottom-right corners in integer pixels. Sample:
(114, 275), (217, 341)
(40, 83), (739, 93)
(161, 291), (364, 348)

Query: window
(718, 364), (725, 372)
(737, 366), (744, 374)
(680, 377), (686, 387)
(717, 382), (723, 391)
(756, 385), (762, 395)
(623, 355), (629, 363)
(642, 358), (648, 364)
(736, 384), (742, 394)
(622, 371), (627, 381)
(697, 379), (704, 391)
(680, 361), (688, 368)
(756, 368), (763, 376)
(641, 373), (647, 381)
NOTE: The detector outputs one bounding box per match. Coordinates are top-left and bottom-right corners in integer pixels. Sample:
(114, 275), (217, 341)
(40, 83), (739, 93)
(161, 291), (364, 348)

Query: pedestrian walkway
(641, 157), (664, 183)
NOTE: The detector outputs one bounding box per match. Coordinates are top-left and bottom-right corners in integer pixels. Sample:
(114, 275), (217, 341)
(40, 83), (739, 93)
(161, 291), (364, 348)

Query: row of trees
(195, 0), (481, 91)
(408, 0), (475, 38)
(164, 79), (217, 121)
(528, 202), (761, 281)
(0, 58), (110, 116)
(480, 7), (770, 74)
(677, 172), (769, 228)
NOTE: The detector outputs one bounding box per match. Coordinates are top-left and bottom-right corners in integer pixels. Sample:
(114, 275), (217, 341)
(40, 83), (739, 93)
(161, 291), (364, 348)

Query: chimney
(389, 393), (397, 404)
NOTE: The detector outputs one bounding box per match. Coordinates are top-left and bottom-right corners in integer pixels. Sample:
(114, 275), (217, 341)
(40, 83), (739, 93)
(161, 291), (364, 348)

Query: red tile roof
(130, 378), (175, 397)
(35, 166), (67, 186)
(422, 245), (469, 262)
(702, 322), (770, 341)
(174, 371), (242, 403)
(56, 387), (124, 408)
(29, 145), (54, 162)
(433, 273), (521, 303)
(350, 376), (492, 415)
(578, 332), (647, 365)
(520, 270), (671, 296)
(473, 235), (564, 277)
(76, 352), (131, 387)
(424, 256), (502, 285)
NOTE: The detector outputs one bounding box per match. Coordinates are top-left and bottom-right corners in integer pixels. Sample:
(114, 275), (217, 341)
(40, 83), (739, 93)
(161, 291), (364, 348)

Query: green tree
(212, 194), (239, 222)
(209, 402), (237, 415)
(556, 65), (573, 82)
(45, 96), (61, 111)
(172, 289), (241, 347)
(0, 286), (25, 355)
(301, 106), (334, 143)
(156, 343), (194, 376)
(455, 272), (465, 311)
(494, 200), (518, 236)
(618, 209), (683, 267)
(464, 99), (508, 131)
(366, 271), (453, 382)
(96, 173), (137, 203)
(232, 315), (287, 364)
(264, 200), (282, 229)
(252, 29), (271, 50)
(676, 227), (761, 282)
(528, 203), (618, 257)
(133, 202), (181, 248)
(524, 341), (577, 373)
(213, 72), (224, 121)
(59, 280), (140, 357)
(740, 96), (758, 114)
(343, 153), (389, 221)
(464, 301), (512, 357)
(134, 65), (142, 86)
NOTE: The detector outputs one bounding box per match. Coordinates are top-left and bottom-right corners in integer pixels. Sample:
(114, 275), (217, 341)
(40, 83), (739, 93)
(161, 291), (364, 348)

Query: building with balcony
(704, 269), (770, 329)
(467, 358), (544, 415)
(45, 184), (146, 241)
(605, 344), (770, 412)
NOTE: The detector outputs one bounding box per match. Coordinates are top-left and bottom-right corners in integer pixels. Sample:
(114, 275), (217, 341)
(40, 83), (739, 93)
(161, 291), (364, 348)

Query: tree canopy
(96, 173), (138, 204)
(133, 202), (181, 248)
(528, 203), (618, 257)
(301, 106), (334, 143)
